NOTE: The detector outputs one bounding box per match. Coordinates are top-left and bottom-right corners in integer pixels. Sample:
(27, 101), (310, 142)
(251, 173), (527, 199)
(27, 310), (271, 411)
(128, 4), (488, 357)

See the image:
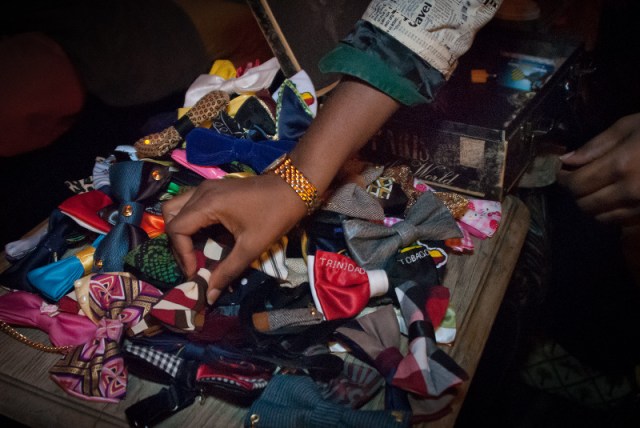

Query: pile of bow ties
(0, 57), (502, 427)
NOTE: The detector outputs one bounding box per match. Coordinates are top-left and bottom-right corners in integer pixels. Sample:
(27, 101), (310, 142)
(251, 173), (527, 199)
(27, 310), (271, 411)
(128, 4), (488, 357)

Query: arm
(163, 1), (502, 304)
(557, 112), (640, 225)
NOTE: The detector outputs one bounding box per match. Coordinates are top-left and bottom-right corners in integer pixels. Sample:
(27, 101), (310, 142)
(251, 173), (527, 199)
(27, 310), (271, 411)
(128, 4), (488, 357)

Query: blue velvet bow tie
(93, 161), (172, 272)
(185, 128), (296, 173)
(184, 79), (312, 172)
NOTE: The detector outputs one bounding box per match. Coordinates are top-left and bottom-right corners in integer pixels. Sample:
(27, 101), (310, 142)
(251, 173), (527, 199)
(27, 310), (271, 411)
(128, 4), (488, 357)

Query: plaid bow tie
(384, 244), (468, 399)
(334, 304), (411, 411)
(342, 191), (462, 270)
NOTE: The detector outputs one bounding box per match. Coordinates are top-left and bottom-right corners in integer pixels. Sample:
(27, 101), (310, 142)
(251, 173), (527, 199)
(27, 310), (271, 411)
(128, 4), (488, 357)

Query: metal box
(361, 28), (584, 200)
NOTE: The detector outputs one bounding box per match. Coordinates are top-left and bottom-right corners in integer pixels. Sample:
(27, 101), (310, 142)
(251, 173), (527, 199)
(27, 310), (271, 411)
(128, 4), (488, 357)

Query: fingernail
(207, 289), (221, 305)
(558, 151), (574, 161)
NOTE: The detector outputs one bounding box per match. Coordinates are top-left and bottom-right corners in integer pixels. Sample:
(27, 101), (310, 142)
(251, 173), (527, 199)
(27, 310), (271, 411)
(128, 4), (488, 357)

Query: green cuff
(319, 44), (429, 106)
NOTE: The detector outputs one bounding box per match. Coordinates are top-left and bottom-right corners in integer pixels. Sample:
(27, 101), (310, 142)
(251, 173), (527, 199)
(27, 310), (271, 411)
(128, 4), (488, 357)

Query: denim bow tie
(93, 161), (172, 273)
(185, 127), (297, 173)
(342, 191), (462, 270)
(244, 374), (411, 428)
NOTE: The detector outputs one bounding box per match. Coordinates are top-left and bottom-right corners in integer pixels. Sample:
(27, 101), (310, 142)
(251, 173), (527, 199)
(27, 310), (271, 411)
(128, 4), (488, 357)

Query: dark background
(1, 1), (639, 427)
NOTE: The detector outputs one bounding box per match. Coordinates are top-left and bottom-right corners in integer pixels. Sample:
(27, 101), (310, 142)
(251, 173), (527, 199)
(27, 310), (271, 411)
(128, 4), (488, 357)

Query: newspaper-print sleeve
(319, 0), (501, 106)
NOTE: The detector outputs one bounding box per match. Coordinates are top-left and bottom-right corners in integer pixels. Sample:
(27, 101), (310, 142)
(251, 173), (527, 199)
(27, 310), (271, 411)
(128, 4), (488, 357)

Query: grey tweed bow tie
(342, 191), (461, 269)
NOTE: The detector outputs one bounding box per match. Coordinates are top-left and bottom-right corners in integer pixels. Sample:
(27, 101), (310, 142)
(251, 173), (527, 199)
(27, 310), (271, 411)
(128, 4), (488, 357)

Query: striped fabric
(251, 236), (289, 280)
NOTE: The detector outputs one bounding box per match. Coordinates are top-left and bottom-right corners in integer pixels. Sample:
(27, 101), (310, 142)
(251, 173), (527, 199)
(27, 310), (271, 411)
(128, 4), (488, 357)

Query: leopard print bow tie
(134, 90), (229, 158)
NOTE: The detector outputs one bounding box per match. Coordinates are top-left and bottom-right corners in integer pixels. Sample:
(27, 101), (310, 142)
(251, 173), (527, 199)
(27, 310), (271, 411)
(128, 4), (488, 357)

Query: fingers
(163, 189), (217, 278)
(573, 180), (640, 222)
(162, 188), (194, 225)
(557, 153), (617, 198)
(594, 206), (640, 226)
(160, 175), (307, 306)
(559, 118), (628, 167)
(558, 117), (640, 208)
(205, 236), (263, 305)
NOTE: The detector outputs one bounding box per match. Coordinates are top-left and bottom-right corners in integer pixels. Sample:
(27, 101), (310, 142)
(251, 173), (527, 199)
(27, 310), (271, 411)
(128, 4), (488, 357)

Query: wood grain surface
(0, 195), (529, 428)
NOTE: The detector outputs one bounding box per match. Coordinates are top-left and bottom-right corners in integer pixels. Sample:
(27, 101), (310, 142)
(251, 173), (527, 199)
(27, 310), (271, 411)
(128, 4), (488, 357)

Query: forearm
(319, 2), (501, 107)
(288, 77), (401, 196)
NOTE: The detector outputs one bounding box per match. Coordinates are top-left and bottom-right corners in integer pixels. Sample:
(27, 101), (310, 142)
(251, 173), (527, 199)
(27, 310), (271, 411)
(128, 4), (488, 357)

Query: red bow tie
(309, 250), (389, 320)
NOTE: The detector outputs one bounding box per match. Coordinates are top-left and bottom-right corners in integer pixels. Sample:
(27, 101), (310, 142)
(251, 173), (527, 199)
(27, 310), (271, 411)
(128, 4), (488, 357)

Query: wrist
(263, 154), (321, 215)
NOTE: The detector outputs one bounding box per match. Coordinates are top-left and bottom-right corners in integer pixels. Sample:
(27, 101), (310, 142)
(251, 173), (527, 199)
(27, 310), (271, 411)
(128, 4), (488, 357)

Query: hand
(162, 174), (307, 304)
(557, 113), (640, 225)
(162, 78), (401, 305)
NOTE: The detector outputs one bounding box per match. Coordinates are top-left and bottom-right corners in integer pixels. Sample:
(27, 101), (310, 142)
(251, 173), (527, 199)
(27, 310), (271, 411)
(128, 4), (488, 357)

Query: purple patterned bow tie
(49, 273), (163, 402)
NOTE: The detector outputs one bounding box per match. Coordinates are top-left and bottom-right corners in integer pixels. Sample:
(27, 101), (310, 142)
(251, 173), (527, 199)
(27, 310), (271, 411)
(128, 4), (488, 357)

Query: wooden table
(0, 195), (529, 427)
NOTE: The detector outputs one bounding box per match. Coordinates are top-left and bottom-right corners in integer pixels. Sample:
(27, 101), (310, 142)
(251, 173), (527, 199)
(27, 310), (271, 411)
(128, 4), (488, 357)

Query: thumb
(560, 127), (620, 167)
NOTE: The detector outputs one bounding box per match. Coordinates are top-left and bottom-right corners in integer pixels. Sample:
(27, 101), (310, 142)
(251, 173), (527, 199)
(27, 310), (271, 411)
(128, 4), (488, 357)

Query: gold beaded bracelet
(0, 320), (72, 354)
(263, 154), (320, 214)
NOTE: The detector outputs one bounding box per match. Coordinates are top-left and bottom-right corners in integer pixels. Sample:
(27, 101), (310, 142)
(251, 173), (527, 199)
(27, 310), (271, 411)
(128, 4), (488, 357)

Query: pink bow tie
(49, 273), (163, 403)
(82, 318), (124, 358)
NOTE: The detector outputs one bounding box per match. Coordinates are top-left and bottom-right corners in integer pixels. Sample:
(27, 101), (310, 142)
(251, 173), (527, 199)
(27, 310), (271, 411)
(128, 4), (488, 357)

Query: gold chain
(0, 320), (73, 354)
